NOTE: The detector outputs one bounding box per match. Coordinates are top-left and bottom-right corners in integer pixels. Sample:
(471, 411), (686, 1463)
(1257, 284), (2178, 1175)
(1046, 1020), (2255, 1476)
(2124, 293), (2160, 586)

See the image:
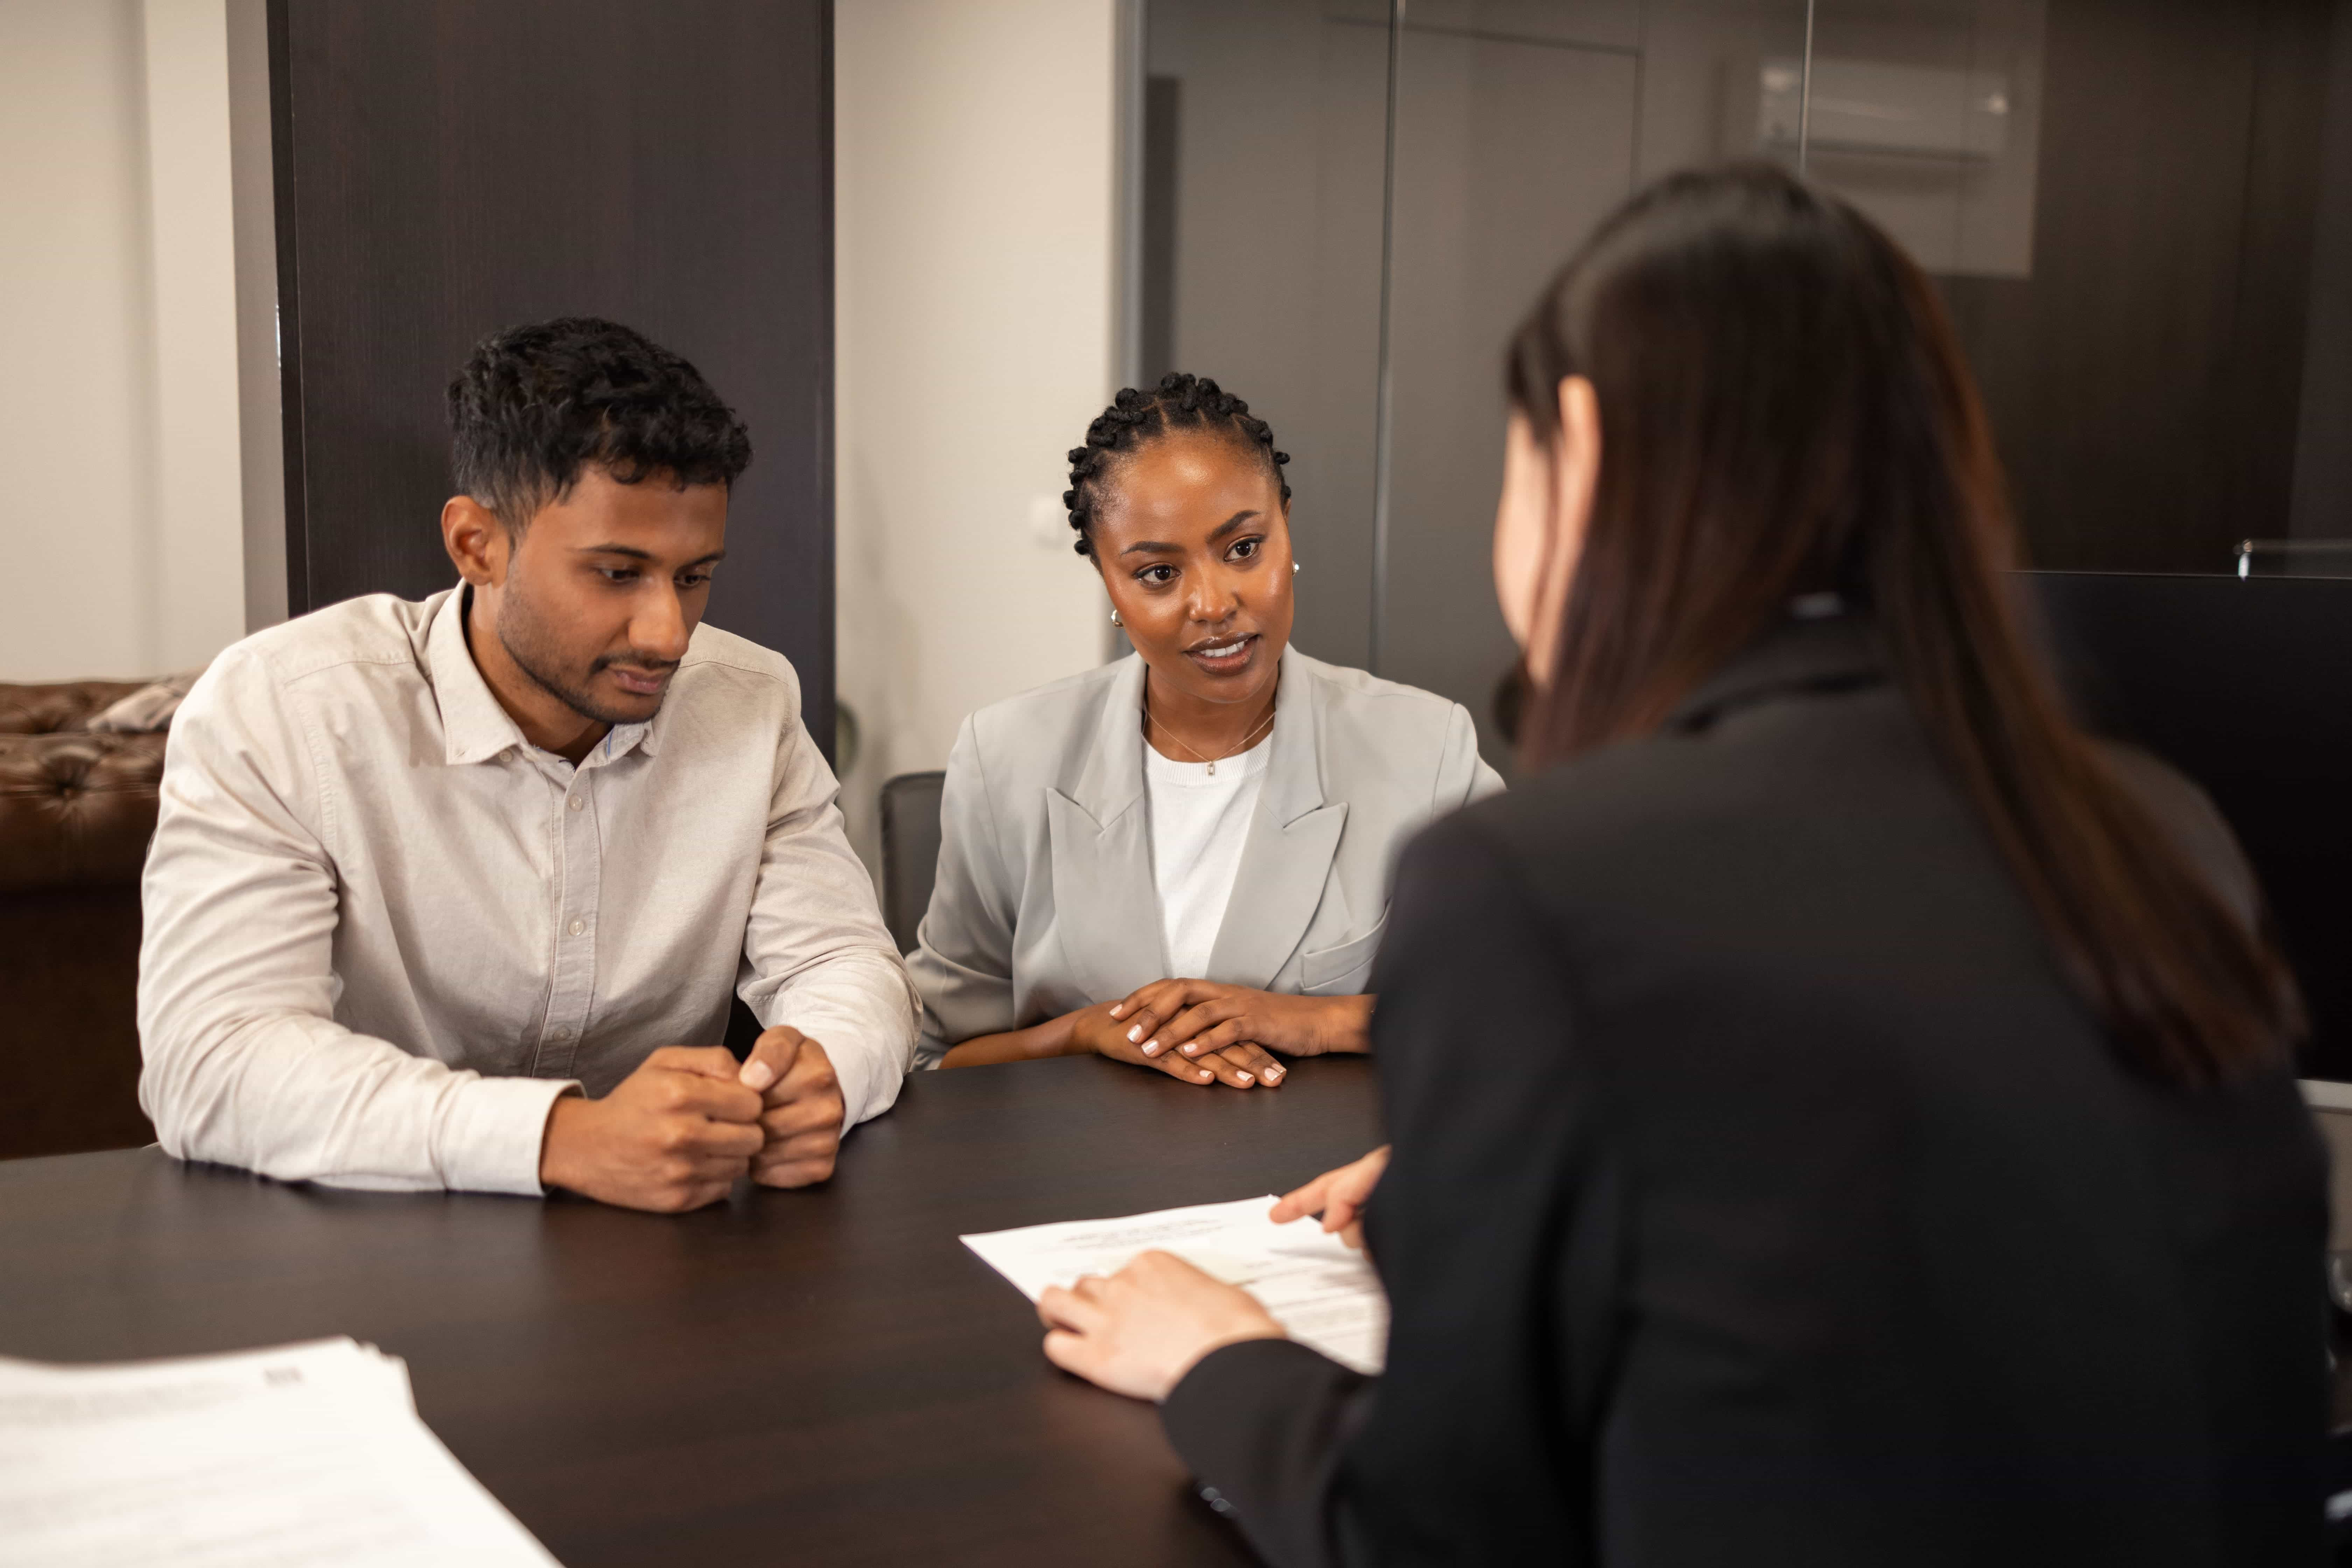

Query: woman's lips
(1184, 632), (1259, 675)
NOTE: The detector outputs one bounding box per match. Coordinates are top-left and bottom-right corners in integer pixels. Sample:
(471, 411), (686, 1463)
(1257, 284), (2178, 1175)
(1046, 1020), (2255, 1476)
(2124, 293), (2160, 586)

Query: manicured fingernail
(1109, 1004), (1124, 1017)
(1181, 1042), (1199, 1055)
(1198, 1070), (1212, 1080)
(1265, 1065), (1283, 1079)
(1127, 1025), (1142, 1042)
(740, 1060), (775, 1091)
(1140, 1039), (1159, 1055)
(1236, 1072), (1253, 1083)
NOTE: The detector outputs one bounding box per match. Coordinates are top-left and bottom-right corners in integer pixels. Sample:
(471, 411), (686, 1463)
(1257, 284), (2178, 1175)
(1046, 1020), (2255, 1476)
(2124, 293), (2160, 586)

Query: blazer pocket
(1298, 915), (1387, 995)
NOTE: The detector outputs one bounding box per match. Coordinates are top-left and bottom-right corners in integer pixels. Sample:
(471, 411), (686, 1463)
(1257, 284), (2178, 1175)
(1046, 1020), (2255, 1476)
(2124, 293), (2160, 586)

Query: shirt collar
(428, 585), (530, 766)
(596, 714), (657, 766)
(425, 585), (660, 769)
(1664, 611), (1886, 733)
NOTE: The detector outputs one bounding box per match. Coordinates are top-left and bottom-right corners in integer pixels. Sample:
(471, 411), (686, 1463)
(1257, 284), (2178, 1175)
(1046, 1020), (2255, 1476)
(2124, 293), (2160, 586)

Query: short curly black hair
(1063, 372), (1290, 557)
(447, 316), (753, 530)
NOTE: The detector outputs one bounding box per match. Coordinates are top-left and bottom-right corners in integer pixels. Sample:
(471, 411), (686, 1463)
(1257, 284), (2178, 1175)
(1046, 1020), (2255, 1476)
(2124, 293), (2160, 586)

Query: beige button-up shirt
(137, 587), (917, 1195)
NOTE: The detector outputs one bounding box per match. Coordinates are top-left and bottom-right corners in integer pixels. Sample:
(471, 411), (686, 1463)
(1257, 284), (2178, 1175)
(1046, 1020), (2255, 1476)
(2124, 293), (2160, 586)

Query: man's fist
(738, 1026), (846, 1188)
(538, 1046), (764, 1212)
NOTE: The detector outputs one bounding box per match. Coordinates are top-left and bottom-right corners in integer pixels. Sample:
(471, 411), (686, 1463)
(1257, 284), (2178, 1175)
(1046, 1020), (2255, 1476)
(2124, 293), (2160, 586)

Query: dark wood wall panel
(270, 0), (835, 754)
(1938, 0), (2336, 576)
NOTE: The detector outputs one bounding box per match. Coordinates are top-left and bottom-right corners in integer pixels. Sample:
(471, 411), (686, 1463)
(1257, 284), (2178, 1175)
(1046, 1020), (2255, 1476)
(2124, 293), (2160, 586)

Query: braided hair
(1063, 372), (1291, 557)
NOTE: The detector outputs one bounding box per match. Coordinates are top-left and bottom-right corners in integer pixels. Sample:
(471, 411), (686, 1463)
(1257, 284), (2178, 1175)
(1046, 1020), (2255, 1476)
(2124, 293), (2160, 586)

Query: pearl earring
(1110, 608), (1123, 627)
(1292, 561), (1301, 574)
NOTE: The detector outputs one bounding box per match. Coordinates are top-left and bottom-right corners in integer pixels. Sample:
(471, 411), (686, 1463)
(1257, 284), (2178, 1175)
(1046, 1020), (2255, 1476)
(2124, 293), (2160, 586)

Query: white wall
(226, 0), (285, 630)
(834, 0), (1126, 875)
(141, 0), (247, 665)
(0, 0), (246, 681)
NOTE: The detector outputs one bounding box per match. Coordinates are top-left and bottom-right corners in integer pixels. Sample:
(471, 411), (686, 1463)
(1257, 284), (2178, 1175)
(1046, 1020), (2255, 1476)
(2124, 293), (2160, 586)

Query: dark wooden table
(0, 1055), (1381, 1566)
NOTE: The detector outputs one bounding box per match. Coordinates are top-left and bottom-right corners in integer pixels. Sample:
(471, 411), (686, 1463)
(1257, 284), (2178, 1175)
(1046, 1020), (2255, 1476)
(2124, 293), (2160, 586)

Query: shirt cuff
(813, 1026), (908, 1129)
(435, 1073), (579, 1195)
(763, 993), (917, 1127)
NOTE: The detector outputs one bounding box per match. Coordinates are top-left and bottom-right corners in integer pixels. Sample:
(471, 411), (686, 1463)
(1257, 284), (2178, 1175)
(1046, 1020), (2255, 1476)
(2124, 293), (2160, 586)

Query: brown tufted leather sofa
(0, 681), (167, 1158)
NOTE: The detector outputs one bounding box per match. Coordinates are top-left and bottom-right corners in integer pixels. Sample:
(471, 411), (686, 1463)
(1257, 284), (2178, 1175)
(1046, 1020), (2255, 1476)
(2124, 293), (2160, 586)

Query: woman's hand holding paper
(1269, 1144), (1389, 1252)
(1037, 1250), (1286, 1402)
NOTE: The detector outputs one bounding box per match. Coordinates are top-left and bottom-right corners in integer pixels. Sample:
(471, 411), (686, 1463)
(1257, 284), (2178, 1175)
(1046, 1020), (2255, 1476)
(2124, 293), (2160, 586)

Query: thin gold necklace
(1144, 698), (1276, 776)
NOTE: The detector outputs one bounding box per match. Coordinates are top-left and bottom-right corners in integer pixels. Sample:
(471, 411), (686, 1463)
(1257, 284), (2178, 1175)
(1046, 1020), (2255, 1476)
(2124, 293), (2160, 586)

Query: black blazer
(1161, 617), (2329, 1568)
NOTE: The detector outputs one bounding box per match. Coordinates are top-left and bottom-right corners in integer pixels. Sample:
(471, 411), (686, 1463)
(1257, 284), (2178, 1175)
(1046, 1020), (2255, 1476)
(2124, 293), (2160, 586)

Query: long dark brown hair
(1505, 164), (2299, 1087)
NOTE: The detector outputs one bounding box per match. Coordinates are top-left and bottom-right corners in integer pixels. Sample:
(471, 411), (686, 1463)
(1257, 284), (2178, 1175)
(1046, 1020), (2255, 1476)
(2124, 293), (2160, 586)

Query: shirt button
(567, 919), (586, 937)
(568, 795), (583, 811)
(547, 1026), (572, 1042)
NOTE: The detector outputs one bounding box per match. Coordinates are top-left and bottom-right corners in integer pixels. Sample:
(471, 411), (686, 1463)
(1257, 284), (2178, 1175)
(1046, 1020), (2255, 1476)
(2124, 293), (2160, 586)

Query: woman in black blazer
(1033, 164), (2330, 1567)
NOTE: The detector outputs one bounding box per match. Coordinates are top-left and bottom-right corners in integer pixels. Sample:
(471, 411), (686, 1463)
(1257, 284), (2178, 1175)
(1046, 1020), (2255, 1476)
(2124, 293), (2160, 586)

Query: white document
(0, 1337), (560, 1567)
(962, 1195), (1390, 1374)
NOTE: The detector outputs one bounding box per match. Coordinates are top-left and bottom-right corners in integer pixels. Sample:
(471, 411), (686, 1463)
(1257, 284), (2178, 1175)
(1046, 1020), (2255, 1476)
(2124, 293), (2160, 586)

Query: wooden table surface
(0, 1055), (1380, 1566)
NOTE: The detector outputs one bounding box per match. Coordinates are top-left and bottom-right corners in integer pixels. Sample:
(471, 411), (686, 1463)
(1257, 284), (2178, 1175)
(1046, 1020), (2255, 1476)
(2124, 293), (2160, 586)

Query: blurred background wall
(0, 0), (246, 681)
(833, 0), (1129, 875)
(3, 0), (2345, 875)
(1140, 0), (2352, 772)
(0, 0), (1129, 887)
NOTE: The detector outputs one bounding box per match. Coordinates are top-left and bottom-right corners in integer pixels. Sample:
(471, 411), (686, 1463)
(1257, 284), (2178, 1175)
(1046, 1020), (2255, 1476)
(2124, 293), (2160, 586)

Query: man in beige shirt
(138, 317), (916, 1211)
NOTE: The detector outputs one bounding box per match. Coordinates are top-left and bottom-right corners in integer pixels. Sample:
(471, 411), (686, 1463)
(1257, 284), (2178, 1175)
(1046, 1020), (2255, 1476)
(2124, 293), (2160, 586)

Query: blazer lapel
(1048, 657), (1168, 1001)
(1206, 647), (1347, 990)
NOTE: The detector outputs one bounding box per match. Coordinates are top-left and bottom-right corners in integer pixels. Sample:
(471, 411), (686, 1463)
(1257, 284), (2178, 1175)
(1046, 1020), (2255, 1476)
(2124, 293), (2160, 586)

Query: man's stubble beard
(495, 573), (667, 728)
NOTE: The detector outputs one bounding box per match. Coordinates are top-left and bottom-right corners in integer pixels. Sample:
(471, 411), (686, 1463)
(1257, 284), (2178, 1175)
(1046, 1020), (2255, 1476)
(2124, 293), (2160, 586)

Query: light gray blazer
(906, 645), (1504, 1066)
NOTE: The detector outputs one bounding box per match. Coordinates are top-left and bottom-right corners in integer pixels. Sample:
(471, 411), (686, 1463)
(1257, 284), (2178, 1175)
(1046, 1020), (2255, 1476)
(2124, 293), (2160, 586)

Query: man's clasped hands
(538, 1026), (845, 1211)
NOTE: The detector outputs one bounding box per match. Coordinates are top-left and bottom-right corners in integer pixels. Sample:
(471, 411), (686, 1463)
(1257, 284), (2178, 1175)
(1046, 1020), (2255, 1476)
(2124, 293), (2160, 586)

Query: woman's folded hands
(1065, 996), (1280, 1086)
(1086, 980), (1373, 1089)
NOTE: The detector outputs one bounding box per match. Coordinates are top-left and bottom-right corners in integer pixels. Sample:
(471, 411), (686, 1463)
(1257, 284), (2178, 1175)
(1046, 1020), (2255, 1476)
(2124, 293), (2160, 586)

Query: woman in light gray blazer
(907, 373), (1500, 1087)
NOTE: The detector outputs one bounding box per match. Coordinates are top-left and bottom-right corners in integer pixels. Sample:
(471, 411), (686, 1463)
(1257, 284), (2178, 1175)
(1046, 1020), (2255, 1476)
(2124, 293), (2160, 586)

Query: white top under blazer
(1146, 734), (1273, 979)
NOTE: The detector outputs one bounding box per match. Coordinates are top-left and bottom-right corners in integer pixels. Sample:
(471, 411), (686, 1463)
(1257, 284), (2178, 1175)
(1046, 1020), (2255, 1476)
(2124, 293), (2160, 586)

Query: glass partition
(1140, 0), (2352, 765)
(1806, 0), (2352, 578)
(1140, 0), (1393, 669)
(1381, 1), (1809, 757)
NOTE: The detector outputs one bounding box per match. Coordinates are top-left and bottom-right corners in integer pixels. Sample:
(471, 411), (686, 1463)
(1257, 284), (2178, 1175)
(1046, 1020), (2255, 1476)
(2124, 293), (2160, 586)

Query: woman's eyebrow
(1118, 510), (1262, 556)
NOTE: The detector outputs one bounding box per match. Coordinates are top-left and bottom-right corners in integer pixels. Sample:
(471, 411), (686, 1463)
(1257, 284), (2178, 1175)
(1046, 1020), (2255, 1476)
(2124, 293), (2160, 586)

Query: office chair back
(877, 770), (946, 954)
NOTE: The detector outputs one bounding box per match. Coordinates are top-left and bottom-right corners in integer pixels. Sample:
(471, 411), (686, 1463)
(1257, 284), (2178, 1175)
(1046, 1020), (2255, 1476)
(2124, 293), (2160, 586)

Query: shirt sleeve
(899, 714), (1023, 1067)
(136, 646), (575, 1195)
(738, 700), (920, 1128)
